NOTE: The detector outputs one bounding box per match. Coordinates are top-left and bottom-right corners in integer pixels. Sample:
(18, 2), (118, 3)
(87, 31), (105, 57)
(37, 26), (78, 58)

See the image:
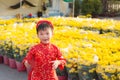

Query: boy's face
(37, 27), (53, 44)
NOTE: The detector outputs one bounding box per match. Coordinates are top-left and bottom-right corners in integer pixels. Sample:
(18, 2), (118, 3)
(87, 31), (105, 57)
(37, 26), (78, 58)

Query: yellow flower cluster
(0, 17), (120, 79)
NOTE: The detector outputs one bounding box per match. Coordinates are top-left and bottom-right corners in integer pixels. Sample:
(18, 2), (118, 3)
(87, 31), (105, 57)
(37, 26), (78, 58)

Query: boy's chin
(42, 41), (50, 44)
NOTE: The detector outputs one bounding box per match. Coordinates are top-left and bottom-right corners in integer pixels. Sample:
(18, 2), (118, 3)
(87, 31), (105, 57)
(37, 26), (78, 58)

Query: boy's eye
(39, 33), (43, 35)
(46, 33), (49, 35)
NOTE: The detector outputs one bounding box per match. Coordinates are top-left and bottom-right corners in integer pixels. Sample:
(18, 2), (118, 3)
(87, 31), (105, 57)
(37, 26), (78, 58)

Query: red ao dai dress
(23, 42), (66, 80)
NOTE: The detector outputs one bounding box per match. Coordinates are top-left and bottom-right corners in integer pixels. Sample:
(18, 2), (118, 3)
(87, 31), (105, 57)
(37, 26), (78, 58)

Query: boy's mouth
(43, 39), (49, 41)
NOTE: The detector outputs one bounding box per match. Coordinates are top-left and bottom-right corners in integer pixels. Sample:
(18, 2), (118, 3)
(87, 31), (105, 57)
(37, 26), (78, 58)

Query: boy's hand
(50, 60), (61, 69)
(24, 60), (31, 68)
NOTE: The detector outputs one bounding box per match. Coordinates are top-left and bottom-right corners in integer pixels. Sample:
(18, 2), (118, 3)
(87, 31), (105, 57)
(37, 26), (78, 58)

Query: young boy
(23, 20), (66, 80)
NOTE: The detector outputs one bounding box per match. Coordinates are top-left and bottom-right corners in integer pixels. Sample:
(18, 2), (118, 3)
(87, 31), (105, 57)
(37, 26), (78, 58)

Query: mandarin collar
(40, 42), (51, 46)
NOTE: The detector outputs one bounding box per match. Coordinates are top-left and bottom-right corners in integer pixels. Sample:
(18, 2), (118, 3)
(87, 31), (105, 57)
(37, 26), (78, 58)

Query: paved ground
(0, 63), (27, 80)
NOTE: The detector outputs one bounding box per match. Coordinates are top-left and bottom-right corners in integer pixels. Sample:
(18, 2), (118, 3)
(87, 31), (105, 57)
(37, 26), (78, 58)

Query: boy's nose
(43, 34), (47, 38)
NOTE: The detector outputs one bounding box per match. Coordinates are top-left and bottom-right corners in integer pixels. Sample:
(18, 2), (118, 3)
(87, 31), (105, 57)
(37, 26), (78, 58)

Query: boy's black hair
(36, 22), (53, 33)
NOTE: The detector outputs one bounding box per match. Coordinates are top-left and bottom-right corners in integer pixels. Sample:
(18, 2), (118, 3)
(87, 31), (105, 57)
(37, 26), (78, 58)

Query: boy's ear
(37, 33), (39, 37)
(52, 31), (54, 35)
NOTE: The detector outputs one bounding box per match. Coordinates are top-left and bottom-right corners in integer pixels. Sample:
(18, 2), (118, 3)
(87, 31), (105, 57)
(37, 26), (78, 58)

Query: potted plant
(78, 63), (98, 80)
(0, 42), (4, 63)
(96, 65), (120, 80)
(66, 58), (79, 80)
(6, 41), (17, 68)
(2, 41), (10, 65)
(14, 46), (28, 72)
(56, 66), (68, 80)
(0, 55), (3, 63)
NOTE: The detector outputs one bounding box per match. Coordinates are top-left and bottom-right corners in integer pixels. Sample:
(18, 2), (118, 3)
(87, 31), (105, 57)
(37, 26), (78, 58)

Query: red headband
(36, 20), (53, 29)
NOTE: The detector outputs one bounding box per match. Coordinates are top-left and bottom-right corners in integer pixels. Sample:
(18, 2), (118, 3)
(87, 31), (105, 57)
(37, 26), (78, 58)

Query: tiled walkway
(0, 64), (27, 80)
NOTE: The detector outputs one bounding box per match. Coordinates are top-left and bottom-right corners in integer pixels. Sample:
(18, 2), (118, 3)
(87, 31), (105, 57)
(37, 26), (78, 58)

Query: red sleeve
(56, 47), (66, 70)
(22, 47), (35, 68)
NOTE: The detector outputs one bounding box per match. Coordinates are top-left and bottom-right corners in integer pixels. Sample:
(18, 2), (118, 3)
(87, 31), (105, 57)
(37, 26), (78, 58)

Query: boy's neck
(40, 42), (50, 45)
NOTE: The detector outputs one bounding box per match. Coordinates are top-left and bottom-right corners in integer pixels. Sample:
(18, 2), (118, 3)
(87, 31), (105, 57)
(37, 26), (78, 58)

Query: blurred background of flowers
(0, 17), (120, 79)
